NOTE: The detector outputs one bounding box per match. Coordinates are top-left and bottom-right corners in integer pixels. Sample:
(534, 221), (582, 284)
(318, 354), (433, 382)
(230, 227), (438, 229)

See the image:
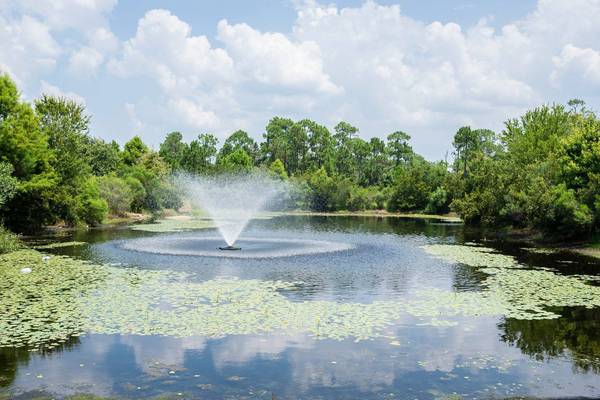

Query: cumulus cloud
(68, 28), (119, 77)
(3, 0), (600, 156)
(108, 9), (233, 92)
(0, 15), (61, 84)
(39, 81), (87, 105)
(285, 0), (600, 156)
(7, 0), (117, 32)
(0, 0), (117, 86)
(552, 44), (600, 89)
(125, 102), (144, 133)
(217, 19), (341, 94)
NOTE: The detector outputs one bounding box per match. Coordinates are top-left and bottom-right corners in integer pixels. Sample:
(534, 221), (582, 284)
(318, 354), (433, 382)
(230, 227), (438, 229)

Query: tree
(98, 175), (134, 215)
(304, 120), (335, 174)
(307, 167), (337, 211)
(216, 148), (253, 174)
(35, 95), (91, 181)
(387, 156), (447, 212)
(122, 136), (149, 166)
(269, 159), (288, 180)
(386, 131), (413, 166)
(182, 134), (218, 174)
(159, 131), (187, 170)
(262, 117), (294, 170)
(364, 137), (391, 186)
(0, 74), (19, 121)
(452, 126), (498, 176)
(351, 137), (371, 184)
(287, 122), (309, 175)
(85, 138), (121, 176)
(218, 130), (259, 163)
(0, 162), (17, 210)
(0, 100), (50, 179)
(0, 75), (58, 231)
(333, 121), (358, 177)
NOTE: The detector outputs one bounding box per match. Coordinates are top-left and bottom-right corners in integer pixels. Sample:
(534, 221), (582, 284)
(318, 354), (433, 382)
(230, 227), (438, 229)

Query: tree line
(0, 74), (598, 238)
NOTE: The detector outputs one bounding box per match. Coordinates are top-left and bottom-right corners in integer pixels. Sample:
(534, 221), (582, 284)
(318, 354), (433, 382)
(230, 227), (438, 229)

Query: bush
(0, 226), (21, 254)
(75, 177), (108, 226)
(425, 187), (449, 214)
(98, 175), (133, 215)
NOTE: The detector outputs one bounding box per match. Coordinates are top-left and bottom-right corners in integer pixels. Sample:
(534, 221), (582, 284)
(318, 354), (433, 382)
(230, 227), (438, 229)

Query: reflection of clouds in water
(407, 317), (522, 373)
(211, 334), (313, 370)
(289, 339), (397, 391)
(12, 336), (117, 397)
(120, 335), (207, 374)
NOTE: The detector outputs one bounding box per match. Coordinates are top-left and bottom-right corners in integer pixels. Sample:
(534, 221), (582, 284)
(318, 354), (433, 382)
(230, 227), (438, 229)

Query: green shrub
(0, 226), (21, 254)
(98, 175), (133, 215)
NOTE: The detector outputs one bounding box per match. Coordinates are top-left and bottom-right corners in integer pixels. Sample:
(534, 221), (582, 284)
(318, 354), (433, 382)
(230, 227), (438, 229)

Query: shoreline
(22, 210), (600, 260)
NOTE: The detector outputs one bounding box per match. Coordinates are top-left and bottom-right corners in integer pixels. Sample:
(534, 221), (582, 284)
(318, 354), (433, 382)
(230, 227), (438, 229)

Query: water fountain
(176, 173), (285, 250)
(119, 173), (353, 259)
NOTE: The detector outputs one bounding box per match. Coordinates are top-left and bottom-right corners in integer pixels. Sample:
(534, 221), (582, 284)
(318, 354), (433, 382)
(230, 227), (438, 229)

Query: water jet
(176, 173), (286, 249)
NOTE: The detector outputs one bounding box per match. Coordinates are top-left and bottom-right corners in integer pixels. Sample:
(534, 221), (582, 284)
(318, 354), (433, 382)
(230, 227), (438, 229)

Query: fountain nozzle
(218, 245), (242, 251)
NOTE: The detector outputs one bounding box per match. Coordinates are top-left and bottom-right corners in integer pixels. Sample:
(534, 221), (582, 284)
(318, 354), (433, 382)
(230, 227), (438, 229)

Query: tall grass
(0, 225), (21, 254)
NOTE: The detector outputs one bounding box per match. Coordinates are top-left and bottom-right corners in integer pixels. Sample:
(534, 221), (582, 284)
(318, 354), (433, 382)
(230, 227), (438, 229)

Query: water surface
(2, 216), (600, 399)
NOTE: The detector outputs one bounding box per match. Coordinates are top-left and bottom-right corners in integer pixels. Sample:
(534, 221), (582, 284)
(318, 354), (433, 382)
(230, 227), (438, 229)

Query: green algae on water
(3, 244), (600, 349)
(33, 241), (87, 249)
(131, 217), (214, 233)
(422, 244), (600, 319)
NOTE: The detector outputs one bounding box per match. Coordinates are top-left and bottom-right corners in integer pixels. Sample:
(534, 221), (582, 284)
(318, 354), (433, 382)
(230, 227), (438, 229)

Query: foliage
(216, 147), (253, 174)
(181, 133), (218, 174)
(269, 159), (288, 180)
(0, 73), (598, 238)
(0, 226), (20, 254)
(0, 162), (17, 210)
(85, 138), (121, 176)
(159, 131), (187, 170)
(449, 102), (599, 237)
(98, 175), (134, 215)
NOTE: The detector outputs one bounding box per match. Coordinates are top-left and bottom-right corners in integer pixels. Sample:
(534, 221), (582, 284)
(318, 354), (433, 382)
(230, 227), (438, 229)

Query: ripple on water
(119, 235), (354, 258)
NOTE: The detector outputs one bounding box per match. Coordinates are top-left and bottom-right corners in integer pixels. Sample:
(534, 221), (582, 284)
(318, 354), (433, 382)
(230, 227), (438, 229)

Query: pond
(1, 215), (600, 399)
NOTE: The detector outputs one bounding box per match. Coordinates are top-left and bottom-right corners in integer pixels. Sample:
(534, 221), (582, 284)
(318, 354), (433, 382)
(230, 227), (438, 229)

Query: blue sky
(1, 0), (598, 159)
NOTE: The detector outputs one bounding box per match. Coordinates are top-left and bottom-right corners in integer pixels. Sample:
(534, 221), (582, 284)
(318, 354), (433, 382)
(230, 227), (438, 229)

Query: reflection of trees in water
(0, 335), (81, 388)
(499, 307), (600, 373)
(450, 263), (489, 291)
(272, 215), (462, 238)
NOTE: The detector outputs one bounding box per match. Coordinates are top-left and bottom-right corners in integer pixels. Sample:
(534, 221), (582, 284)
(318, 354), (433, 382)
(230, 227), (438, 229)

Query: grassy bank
(0, 226), (21, 254)
(283, 210), (462, 222)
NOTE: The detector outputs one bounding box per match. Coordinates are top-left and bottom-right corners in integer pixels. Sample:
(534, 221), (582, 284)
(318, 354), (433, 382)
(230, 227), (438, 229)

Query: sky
(1, 0), (599, 160)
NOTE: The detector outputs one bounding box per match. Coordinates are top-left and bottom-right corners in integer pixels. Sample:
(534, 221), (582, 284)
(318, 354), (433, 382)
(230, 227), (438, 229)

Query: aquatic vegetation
(423, 244), (520, 269)
(522, 247), (556, 255)
(131, 217), (214, 232)
(0, 250), (108, 349)
(422, 244), (600, 319)
(33, 241), (87, 249)
(3, 244), (600, 349)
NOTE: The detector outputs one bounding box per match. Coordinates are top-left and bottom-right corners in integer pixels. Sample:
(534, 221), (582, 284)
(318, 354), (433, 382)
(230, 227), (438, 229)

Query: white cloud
(285, 0), (600, 156)
(5, 0), (598, 156)
(68, 27), (120, 77)
(8, 0), (117, 32)
(0, 15), (61, 84)
(125, 102), (143, 133)
(68, 47), (105, 77)
(167, 98), (220, 130)
(108, 9), (234, 93)
(552, 44), (600, 89)
(217, 19), (341, 94)
(39, 80), (87, 105)
(0, 0), (117, 87)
